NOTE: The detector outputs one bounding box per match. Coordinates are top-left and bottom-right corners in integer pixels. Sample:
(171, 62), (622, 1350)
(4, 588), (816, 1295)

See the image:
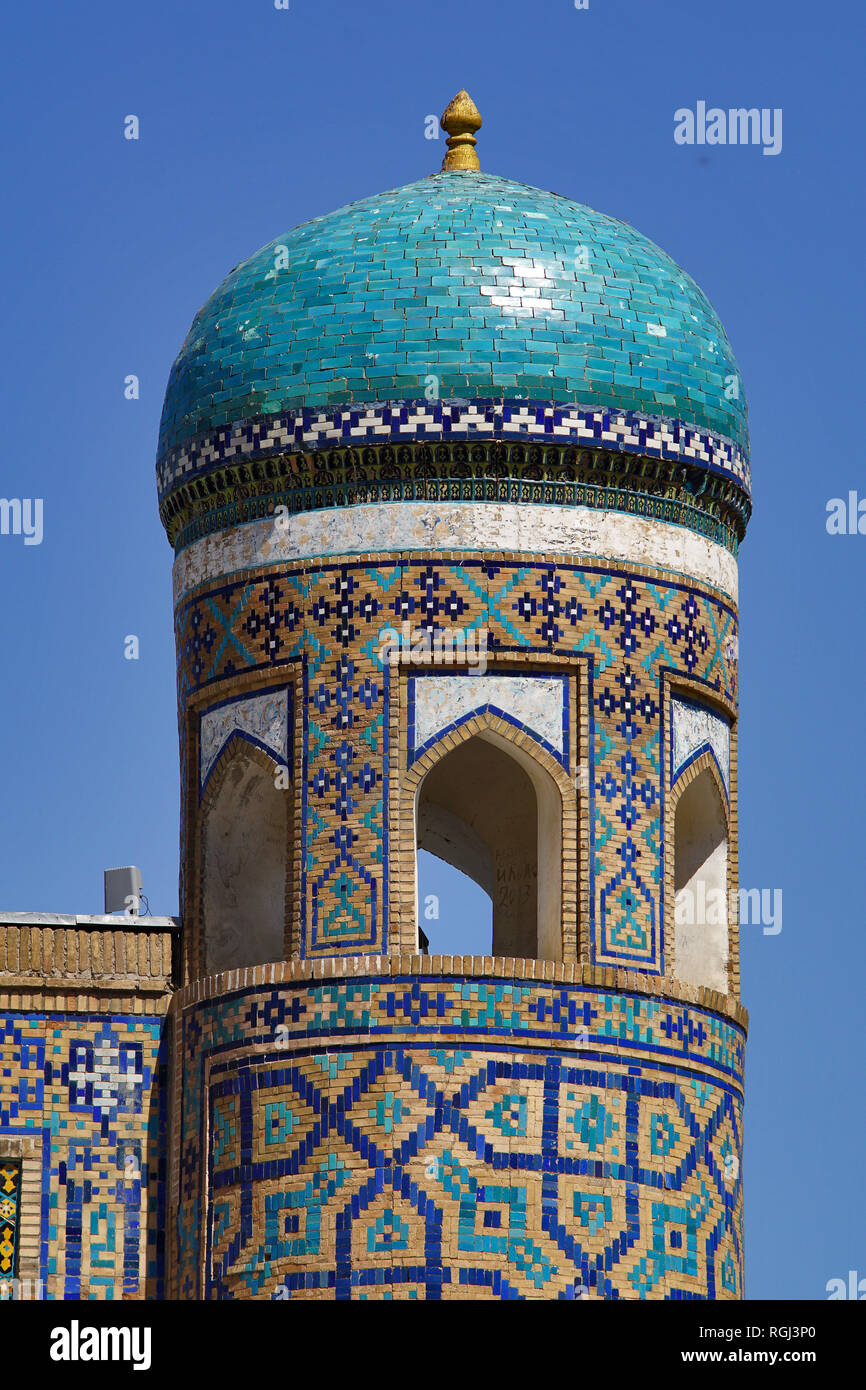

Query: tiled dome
(157, 171), (749, 471)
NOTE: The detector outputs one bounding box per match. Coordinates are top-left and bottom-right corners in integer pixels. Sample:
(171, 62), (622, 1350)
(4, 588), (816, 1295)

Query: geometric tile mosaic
(0, 1161), (20, 1282)
(175, 558), (738, 973)
(156, 399), (752, 506)
(174, 977), (745, 1300)
(0, 1012), (166, 1300)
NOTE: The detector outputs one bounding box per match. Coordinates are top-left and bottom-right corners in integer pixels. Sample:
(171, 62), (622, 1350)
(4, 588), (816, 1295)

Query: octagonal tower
(161, 94), (750, 1300)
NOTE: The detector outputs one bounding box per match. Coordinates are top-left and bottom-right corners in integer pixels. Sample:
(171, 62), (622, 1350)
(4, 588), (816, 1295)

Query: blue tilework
(156, 399), (751, 508)
(0, 1013), (167, 1300)
(158, 172), (749, 472)
(176, 557), (738, 971)
(177, 980), (745, 1300)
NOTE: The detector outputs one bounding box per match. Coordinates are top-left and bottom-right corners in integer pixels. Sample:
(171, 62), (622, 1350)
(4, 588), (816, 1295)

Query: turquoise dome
(157, 171), (748, 469)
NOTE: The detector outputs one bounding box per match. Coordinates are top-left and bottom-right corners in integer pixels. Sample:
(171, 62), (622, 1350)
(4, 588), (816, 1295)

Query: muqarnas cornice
(160, 424), (750, 555)
(156, 401), (751, 500)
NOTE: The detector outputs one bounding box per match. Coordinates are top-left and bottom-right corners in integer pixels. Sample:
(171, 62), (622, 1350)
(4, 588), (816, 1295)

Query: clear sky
(1, 0), (863, 1300)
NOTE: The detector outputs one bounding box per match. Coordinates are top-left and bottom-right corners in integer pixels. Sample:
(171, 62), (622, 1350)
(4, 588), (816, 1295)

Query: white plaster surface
(173, 502), (739, 605)
(203, 758), (287, 974)
(671, 697), (730, 795)
(674, 770), (729, 994)
(412, 675), (564, 755)
(200, 691), (288, 789)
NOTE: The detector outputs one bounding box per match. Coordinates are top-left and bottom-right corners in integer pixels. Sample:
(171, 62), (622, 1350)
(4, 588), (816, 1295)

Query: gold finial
(440, 90), (482, 171)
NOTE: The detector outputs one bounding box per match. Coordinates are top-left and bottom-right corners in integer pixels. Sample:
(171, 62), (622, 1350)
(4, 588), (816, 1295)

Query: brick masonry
(169, 958), (745, 1301)
(0, 918), (176, 1299)
(176, 551), (739, 985)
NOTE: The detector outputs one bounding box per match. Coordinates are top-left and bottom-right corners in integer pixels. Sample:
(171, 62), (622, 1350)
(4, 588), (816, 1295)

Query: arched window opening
(415, 732), (562, 961)
(673, 767), (728, 993)
(203, 754), (287, 974)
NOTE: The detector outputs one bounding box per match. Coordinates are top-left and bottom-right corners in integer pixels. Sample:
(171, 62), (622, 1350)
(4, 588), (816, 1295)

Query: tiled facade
(169, 960), (745, 1301)
(176, 552), (739, 980)
(0, 918), (175, 1299)
(167, 527), (746, 1299)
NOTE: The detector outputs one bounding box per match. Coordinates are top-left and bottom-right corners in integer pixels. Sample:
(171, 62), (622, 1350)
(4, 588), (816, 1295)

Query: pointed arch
(199, 735), (290, 975)
(397, 708), (578, 961)
(669, 750), (731, 994)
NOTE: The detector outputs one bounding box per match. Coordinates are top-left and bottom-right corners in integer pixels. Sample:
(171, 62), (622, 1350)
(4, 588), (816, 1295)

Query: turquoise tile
(159, 170), (748, 462)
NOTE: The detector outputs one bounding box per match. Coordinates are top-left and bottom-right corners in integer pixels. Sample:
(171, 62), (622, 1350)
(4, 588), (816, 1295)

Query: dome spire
(440, 90), (482, 171)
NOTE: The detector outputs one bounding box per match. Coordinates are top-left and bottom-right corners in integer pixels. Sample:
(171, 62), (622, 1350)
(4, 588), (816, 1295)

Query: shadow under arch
(670, 749), (731, 994)
(400, 711), (577, 962)
(198, 732), (290, 976)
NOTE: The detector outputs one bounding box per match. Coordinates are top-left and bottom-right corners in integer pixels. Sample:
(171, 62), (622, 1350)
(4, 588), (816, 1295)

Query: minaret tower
(160, 94), (750, 1300)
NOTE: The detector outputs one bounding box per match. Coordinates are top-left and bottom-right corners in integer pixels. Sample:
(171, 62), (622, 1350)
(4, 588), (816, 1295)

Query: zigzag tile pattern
(174, 978), (744, 1300)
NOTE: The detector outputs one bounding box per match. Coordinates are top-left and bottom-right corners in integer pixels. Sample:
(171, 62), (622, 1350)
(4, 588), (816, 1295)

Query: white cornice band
(173, 501), (738, 607)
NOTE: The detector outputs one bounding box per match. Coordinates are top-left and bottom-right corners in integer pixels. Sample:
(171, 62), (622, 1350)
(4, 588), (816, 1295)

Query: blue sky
(1, 0), (863, 1299)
